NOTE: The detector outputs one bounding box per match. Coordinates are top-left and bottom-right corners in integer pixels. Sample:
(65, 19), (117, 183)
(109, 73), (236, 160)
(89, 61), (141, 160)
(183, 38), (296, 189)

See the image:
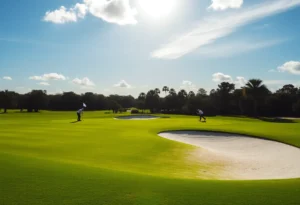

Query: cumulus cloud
(44, 0), (137, 25)
(84, 0), (137, 25)
(114, 80), (131, 88)
(212, 73), (246, 87)
(29, 73), (66, 81)
(208, 0), (243, 11)
(43, 4), (86, 24)
(72, 77), (95, 87)
(3, 76), (12, 80)
(38, 82), (50, 86)
(212, 73), (233, 82)
(152, 0), (300, 59)
(277, 61), (300, 75)
(75, 3), (88, 18)
(235, 76), (247, 87)
(180, 81), (197, 91)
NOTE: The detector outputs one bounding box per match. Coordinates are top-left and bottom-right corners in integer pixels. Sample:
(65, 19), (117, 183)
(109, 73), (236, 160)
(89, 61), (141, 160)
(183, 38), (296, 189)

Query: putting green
(0, 111), (300, 205)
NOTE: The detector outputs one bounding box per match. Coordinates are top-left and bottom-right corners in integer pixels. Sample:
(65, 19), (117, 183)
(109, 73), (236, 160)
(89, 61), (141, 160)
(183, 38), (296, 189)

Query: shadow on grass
(70, 121), (81, 124)
(259, 117), (296, 123)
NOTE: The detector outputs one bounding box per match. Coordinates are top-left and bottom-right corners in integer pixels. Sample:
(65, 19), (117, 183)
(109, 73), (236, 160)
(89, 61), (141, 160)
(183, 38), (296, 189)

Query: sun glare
(138, 0), (176, 18)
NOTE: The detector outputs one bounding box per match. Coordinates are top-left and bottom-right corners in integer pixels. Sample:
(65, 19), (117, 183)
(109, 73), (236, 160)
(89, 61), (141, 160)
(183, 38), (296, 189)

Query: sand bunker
(159, 131), (300, 180)
(116, 115), (159, 120)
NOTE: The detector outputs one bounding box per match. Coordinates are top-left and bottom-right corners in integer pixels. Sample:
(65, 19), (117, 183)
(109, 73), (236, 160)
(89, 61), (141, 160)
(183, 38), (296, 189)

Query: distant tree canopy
(1, 79), (300, 117)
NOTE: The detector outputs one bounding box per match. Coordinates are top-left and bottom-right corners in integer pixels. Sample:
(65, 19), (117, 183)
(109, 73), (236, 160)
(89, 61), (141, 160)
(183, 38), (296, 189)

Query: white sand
(159, 131), (300, 180)
(115, 115), (159, 120)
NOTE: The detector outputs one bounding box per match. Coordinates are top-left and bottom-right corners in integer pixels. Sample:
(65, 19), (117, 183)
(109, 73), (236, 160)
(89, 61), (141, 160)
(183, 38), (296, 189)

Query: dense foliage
(1, 79), (300, 117)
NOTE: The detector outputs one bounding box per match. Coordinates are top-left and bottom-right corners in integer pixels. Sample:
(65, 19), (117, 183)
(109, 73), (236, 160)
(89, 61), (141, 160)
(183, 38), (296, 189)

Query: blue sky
(1, 0), (300, 97)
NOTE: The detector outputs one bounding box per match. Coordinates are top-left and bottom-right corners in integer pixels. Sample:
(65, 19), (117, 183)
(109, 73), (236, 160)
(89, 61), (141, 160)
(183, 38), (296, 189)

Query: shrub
(131, 109), (139, 114)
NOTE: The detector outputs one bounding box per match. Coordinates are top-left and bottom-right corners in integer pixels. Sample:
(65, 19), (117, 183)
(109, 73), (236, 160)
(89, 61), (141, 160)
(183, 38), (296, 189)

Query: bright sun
(138, 0), (176, 18)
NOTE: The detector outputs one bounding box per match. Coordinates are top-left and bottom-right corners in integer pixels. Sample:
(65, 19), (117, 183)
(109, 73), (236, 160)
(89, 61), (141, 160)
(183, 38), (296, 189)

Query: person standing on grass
(77, 107), (84, 121)
(197, 109), (206, 122)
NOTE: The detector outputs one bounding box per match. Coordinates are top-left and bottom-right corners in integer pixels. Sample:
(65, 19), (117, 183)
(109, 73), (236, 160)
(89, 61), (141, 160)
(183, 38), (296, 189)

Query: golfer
(77, 107), (84, 121)
(197, 109), (206, 122)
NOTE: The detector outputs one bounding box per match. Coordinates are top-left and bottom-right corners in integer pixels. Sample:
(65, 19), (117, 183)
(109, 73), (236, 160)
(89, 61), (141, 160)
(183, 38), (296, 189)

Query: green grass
(0, 111), (300, 205)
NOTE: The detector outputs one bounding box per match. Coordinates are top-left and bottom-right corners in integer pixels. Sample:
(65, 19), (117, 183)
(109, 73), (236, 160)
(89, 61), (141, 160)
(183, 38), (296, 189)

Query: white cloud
(44, 6), (78, 24)
(3, 76), (12, 80)
(75, 3), (88, 18)
(152, 0), (300, 59)
(212, 73), (247, 87)
(29, 73), (66, 81)
(180, 81), (197, 91)
(277, 61), (300, 75)
(114, 80), (132, 88)
(44, 0), (137, 25)
(235, 76), (247, 87)
(208, 0), (243, 11)
(212, 73), (233, 82)
(84, 0), (137, 25)
(197, 39), (285, 58)
(72, 77), (95, 87)
(38, 82), (50, 86)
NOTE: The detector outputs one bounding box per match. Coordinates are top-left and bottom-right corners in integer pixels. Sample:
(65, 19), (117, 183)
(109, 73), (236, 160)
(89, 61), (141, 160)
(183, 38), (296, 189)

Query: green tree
(154, 88), (161, 95)
(169, 88), (176, 96)
(137, 92), (146, 113)
(162, 86), (169, 96)
(178, 89), (188, 110)
(216, 82), (235, 115)
(0, 90), (17, 113)
(138, 92), (146, 100)
(188, 91), (195, 98)
(145, 90), (160, 113)
(197, 88), (207, 96)
(178, 89), (188, 98)
(27, 90), (48, 112)
(245, 79), (270, 116)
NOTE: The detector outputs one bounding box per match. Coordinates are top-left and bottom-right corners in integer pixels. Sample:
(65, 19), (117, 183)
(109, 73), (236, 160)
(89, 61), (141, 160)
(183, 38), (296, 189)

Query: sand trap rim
(158, 129), (300, 149)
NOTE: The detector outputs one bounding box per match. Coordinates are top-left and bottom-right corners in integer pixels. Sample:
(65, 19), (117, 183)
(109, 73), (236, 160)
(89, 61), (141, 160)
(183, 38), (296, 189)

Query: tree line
(1, 79), (300, 117)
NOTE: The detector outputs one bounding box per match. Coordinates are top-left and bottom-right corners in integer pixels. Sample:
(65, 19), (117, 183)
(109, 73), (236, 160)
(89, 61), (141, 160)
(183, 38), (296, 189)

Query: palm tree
(178, 89), (187, 98)
(154, 88), (160, 95)
(245, 79), (270, 116)
(162, 86), (169, 96)
(188, 91), (195, 98)
(146, 90), (160, 113)
(138, 92), (146, 100)
(177, 89), (188, 109)
(138, 92), (146, 113)
(216, 82), (235, 115)
(169, 88), (176, 96)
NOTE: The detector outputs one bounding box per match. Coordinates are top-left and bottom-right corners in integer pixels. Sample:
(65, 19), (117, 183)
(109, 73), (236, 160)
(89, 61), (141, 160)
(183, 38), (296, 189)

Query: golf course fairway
(1, 111), (300, 205)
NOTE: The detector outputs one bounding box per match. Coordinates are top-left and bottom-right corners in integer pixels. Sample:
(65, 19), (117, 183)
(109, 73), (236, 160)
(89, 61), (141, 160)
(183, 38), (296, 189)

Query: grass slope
(0, 111), (300, 205)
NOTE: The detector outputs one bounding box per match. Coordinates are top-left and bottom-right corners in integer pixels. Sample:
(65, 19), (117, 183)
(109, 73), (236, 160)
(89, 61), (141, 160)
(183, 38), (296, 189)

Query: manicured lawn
(0, 111), (300, 205)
